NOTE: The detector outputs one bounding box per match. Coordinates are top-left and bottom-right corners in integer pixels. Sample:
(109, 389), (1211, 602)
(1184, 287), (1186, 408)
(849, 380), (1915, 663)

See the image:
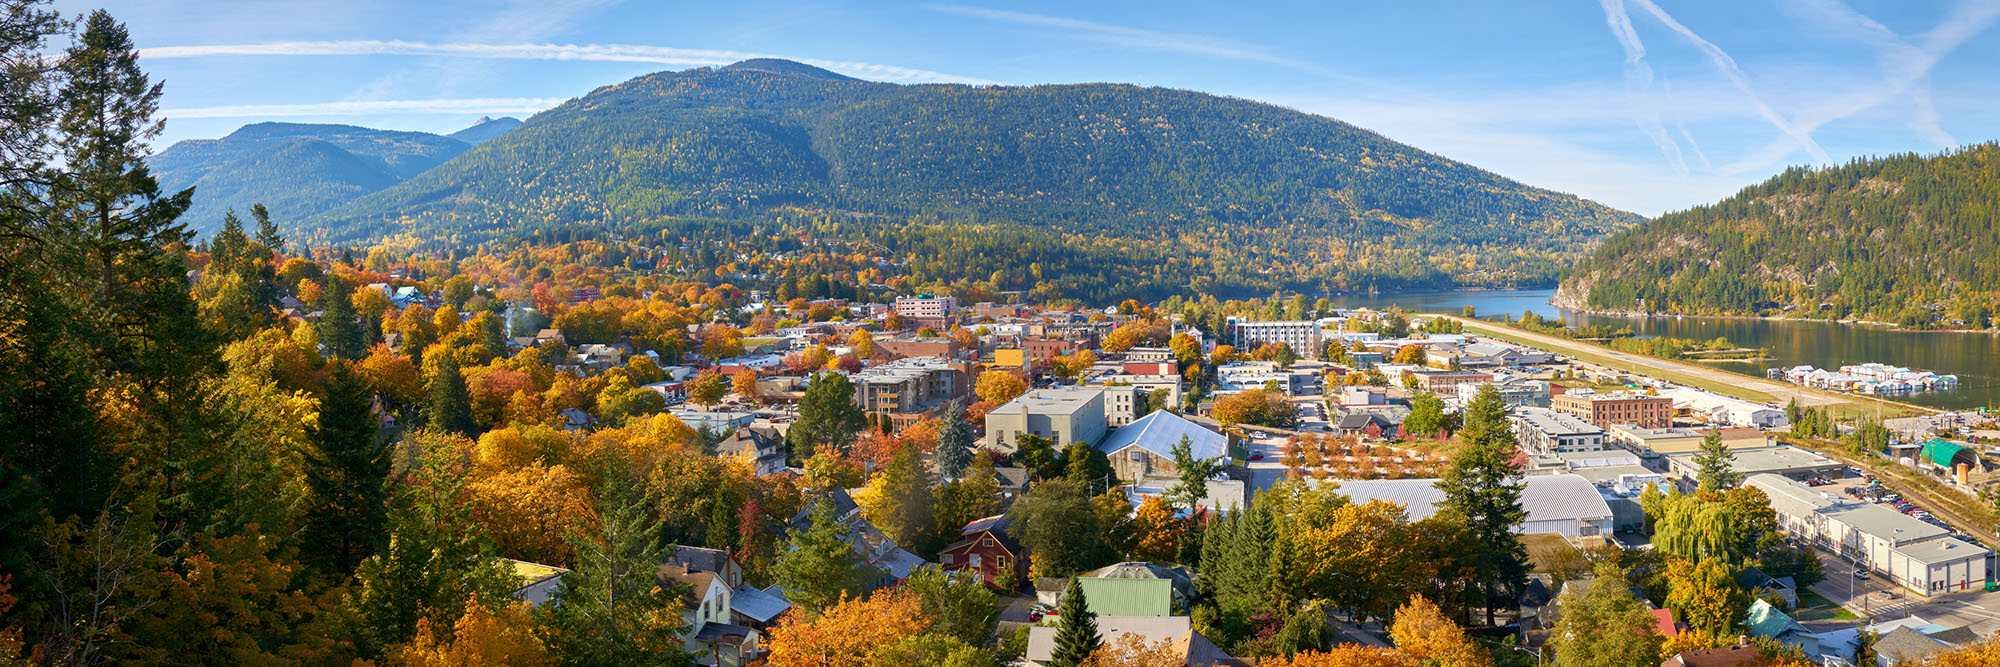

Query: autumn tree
(1664, 557), (1750, 638)
(765, 588), (930, 667)
(395, 598), (552, 667)
(1388, 596), (1490, 667)
(468, 463), (599, 566)
(538, 461), (691, 663)
(733, 368), (762, 404)
(857, 444), (938, 555)
(672, 368), (721, 409)
(975, 370), (1028, 404)
(1122, 495), (1187, 563)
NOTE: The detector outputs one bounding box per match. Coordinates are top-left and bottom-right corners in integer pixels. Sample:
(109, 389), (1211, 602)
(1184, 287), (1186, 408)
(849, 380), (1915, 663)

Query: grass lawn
(1794, 590), (1858, 621)
(1452, 319), (1779, 404)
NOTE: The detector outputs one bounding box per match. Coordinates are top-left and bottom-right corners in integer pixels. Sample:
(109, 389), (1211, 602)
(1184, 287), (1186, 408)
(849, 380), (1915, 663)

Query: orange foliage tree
(392, 598), (552, 666)
(1388, 595), (1491, 667)
(1259, 646), (1419, 667)
(765, 590), (932, 667)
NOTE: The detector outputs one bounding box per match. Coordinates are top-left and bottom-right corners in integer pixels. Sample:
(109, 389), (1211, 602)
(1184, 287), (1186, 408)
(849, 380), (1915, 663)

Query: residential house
(728, 585), (791, 630)
(714, 426), (789, 477)
(504, 558), (569, 608)
(1871, 626), (1950, 667)
(939, 515), (1025, 591)
(666, 546), (745, 589)
(1335, 412), (1398, 440)
(1660, 643), (1759, 667)
(789, 489), (930, 589)
(656, 563), (759, 667)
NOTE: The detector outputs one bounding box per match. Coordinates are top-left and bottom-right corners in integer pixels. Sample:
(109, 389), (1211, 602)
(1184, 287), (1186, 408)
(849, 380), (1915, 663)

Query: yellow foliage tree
(1259, 646), (1419, 667)
(391, 598), (552, 667)
(765, 590), (931, 667)
(1388, 596), (1491, 667)
(975, 370), (1028, 404)
(467, 463), (600, 566)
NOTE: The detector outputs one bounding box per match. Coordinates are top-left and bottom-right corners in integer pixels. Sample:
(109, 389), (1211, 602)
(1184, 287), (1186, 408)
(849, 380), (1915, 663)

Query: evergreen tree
(934, 400), (973, 479)
(1168, 435), (1226, 511)
(1693, 428), (1740, 492)
(301, 363), (390, 575)
(423, 347), (475, 437)
(1014, 433), (1060, 480)
(344, 432), (516, 656)
(1196, 510), (1238, 599)
(774, 499), (874, 614)
(1049, 578), (1100, 667)
(540, 461), (693, 665)
(787, 372), (865, 463)
(933, 455), (1003, 546)
(317, 274), (365, 359)
(251, 202), (282, 252)
(1434, 385), (1528, 626)
(863, 444), (937, 555)
(1062, 441), (1115, 492)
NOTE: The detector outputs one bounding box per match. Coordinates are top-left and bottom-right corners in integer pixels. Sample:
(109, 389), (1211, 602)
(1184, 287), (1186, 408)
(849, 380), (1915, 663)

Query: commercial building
(850, 357), (969, 416)
(1022, 338), (1086, 362)
(1665, 445), (1841, 489)
(1225, 318), (1321, 359)
(985, 387), (1108, 451)
(1749, 474), (1989, 594)
(1607, 425), (1768, 459)
(1511, 407), (1606, 454)
(1409, 370), (1495, 394)
(1214, 362), (1302, 394)
(1096, 411), (1230, 484)
(1458, 379), (1552, 408)
(873, 336), (962, 361)
(1326, 474), (1614, 537)
(1553, 391), (1673, 429)
(1126, 347), (1175, 362)
(893, 295), (958, 319)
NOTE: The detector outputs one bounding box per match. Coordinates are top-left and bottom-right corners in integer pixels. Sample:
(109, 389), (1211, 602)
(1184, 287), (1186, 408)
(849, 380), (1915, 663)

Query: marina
(1770, 363), (1960, 395)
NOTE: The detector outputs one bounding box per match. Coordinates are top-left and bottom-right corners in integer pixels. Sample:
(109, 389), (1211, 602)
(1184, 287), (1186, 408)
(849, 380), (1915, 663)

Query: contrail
(1597, 0), (1688, 175)
(140, 40), (1000, 86)
(1628, 0), (1834, 166)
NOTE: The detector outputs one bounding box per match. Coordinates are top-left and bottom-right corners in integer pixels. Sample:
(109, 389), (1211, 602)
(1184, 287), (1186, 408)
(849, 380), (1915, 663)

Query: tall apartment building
(984, 387), (1107, 451)
(1510, 407), (1606, 454)
(1226, 318), (1321, 359)
(1552, 391), (1673, 429)
(894, 295), (958, 319)
(850, 357), (970, 416)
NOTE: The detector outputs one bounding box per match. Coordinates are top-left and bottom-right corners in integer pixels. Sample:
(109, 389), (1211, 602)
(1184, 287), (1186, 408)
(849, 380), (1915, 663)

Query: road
(1808, 544), (2000, 634)
(1439, 315), (1864, 410)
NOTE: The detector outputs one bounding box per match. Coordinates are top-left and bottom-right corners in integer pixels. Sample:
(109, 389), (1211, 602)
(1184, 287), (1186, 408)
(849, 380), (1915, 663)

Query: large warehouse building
(1748, 474), (1989, 595)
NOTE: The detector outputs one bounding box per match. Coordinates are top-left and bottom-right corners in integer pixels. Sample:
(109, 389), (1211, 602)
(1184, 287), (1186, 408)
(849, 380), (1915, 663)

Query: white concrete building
(985, 387), (1108, 450)
(894, 295), (958, 318)
(1511, 407), (1606, 454)
(1226, 318), (1322, 359)
(1748, 474), (1988, 595)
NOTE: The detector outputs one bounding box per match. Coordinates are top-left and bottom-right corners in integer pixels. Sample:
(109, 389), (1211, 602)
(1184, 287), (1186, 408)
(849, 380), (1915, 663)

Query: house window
(970, 554), (982, 568)
(942, 553), (954, 564)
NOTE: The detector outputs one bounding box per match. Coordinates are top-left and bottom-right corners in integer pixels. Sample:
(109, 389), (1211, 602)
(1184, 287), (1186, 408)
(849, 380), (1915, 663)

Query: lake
(1330, 288), (2000, 410)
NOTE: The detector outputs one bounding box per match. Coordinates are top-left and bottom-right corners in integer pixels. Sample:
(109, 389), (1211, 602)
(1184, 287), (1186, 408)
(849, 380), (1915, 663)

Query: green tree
(539, 461), (693, 665)
(317, 275), (366, 359)
(788, 371), (865, 463)
(1404, 392), (1447, 439)
(1549, 564), (1662, 667)
(1007, 477), (1106, 578)
(1435, 384), (1529, 626)
(1693, 428), (1739, 492)
(775, 499), (874, 614)
(901, 566), (999, 645)
(1048, 578), (1099, 667)
(343, 431), (516, 656)
(424, 346), (475, 437)
(302, 363), (391, 575)
(861, 444), (938, 555)
(933, 455), (1004, 549)
(1062, 440), (1115, 490)
(934, 400), (974, 479)
(1014, 433), (1060, 480)
(1168, 435), (1226, 511)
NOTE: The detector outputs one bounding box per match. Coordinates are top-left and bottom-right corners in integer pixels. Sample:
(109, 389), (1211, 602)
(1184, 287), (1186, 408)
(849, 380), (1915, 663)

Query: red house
(939, 515), (1025, 591)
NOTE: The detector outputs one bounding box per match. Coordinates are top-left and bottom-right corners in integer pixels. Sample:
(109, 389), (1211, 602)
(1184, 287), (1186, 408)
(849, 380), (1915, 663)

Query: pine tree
(1434, 384), (1529, 626)
(1693, 427), (1739, 492)
(865, 444), (938, 555)
(302, 363), (390, 575)
(787, 372), (865, 463)
(540, 461), (692, 664)
(317, 275), (365, 359)
(423, 347), (475, 437)
(1049, 578), (1099, 667)
(934, 400), (973, 479)
(251, 203), (283, 253)
(1196, 510), (1237, 599)
(774, 499), (874, 614)
(1169, 434), (1226, 511)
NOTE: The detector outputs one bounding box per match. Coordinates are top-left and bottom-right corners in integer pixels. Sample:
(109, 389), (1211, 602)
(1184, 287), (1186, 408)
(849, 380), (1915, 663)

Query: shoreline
(1549, 304), (2000, 335)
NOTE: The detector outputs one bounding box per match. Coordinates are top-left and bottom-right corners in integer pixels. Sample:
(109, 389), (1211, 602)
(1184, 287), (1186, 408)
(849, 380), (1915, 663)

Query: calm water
(1329, 289), (2000, 410)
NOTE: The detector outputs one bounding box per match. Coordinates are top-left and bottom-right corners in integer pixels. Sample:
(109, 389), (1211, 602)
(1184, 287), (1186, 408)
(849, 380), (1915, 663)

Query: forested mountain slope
(447, 116), (522, 145)
(1557, 143), (2000, 328)
(150, 122), (470, 235)
(292, 59), (1637, 299)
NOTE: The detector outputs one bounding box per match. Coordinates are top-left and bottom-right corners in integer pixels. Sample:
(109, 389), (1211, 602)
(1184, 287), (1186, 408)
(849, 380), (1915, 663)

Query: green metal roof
(1075, 577), (1172, 617)
(1920, 439), (1977, 469)
(1743, 599), (1802, 639)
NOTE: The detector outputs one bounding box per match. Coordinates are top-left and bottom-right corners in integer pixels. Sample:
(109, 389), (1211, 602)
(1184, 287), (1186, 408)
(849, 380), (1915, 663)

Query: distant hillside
(448, 116), (522, 145)
(291, 59), (1638, 299)
(150, 122), (469, 235)
(1558, 143), (2000, 328)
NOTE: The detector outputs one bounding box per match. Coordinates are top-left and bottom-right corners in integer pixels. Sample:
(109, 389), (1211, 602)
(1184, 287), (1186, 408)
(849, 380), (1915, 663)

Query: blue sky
(59, 0), (2000, 216)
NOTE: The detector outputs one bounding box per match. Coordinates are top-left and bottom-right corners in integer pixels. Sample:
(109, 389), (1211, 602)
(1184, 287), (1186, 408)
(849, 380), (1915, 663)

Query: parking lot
(1822, 471), (1982, 545)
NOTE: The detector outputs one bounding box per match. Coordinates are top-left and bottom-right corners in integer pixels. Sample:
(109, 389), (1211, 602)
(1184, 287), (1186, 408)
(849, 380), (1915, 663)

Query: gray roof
(1330, 474), (1613, 525)
(1027, 616), (1193, 662)
(1668, 445), (1837, 474)
(997, 387), (1102, 417)
(666, 546), (735, 576)
(1873, 626), (1949, 663)
(729, 583), (791, 624)
(1512, 407), (1602, 437)
(1097, 411), (1227, 460)
(1893, 536), (1988, 565)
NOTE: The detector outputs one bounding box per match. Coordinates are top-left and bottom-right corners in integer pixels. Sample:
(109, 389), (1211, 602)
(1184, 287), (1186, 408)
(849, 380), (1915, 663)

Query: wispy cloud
(1626, 0), (1834, 167)
(161, 97), (570, 119)
(139, 41), (999, 85)
(926, 4), (1370, 85)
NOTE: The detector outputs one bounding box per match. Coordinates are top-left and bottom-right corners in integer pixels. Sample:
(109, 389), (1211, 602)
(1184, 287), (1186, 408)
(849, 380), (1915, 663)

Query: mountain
(448, 116), (523, 145)
(1557, 143), (2000, 328)
(150, 122), (470, 235)
(290, 59), (1640, 298)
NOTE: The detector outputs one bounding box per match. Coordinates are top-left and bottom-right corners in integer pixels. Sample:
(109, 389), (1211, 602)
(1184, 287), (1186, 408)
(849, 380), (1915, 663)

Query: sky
(55, 0), (2000, 216)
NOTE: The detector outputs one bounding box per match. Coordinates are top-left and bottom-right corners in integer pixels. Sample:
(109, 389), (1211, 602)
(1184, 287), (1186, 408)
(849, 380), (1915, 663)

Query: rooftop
(1313, 474), (1613, 524)
(995, 387), (1102, 417)
(1097, 411), (1227, 460)
(1668, 445), (1835, 473)
(1513, 407), (1603, 437)
(1893, 536), (1988, 565)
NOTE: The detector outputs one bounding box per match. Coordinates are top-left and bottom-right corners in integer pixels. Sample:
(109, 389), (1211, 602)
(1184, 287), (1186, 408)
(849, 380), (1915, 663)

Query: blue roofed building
(1096, 410), (1231, 484)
